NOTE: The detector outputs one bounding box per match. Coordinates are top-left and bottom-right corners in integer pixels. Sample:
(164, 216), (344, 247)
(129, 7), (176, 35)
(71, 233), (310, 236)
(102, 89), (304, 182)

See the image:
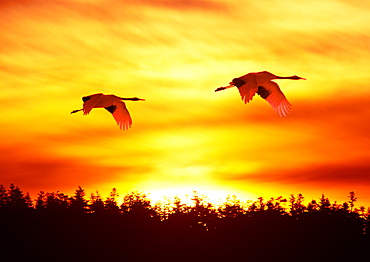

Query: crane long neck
(119, 97), (145, 101)
(277, 76), (296, 79)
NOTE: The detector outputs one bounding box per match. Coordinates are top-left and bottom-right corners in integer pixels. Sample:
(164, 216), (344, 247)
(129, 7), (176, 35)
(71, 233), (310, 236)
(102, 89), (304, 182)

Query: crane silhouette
(71, 93), (145, 130)
(215, 71), (306, 116)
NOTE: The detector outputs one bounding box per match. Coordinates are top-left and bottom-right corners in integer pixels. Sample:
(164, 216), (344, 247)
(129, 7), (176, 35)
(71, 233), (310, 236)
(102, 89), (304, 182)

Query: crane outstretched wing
(258, 81), (291, 116)
(105, 101), (132, 130)
(234, 74), (258, 104)
(82, 93), (103, 115)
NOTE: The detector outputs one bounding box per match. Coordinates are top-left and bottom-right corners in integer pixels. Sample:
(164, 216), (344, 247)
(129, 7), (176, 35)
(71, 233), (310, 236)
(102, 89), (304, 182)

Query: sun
(134, 165), (258, 206)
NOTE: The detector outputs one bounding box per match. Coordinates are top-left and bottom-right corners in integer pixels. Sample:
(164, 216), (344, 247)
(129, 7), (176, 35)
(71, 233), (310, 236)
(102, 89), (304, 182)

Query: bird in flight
(71, 93), (145, 130)
(215, 71), (306, 116)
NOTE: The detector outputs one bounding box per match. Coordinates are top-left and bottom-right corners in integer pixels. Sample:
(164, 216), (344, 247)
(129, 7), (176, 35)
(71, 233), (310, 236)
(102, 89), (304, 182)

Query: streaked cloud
(0, 0), (369, 205)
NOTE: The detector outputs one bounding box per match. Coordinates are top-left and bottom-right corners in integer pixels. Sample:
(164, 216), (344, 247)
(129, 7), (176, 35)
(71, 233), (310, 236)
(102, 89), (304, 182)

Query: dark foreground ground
(1, 209), (369, 262)
(1, 186), (369, 261)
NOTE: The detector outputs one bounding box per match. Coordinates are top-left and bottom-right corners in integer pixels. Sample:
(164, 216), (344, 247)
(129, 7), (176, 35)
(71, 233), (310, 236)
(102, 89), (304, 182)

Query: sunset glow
(1, 0), (370, 207)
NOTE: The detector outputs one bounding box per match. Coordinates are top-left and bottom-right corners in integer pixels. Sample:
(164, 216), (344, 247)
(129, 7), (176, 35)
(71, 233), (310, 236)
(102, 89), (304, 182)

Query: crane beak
(131, 97), (145, 101)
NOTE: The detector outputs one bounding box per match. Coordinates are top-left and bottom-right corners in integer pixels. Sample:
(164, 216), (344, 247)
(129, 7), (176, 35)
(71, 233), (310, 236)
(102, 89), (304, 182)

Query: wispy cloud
(0, 0), (369, 205)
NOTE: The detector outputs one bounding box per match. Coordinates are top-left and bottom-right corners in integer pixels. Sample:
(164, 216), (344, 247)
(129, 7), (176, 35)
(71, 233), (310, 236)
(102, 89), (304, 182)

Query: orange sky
(1, 0), (370, 207)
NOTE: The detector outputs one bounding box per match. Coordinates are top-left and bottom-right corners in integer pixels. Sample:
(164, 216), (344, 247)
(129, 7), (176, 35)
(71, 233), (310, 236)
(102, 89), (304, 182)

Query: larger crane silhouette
(215, 71), (306, 116)
(71, 93), (145, 130)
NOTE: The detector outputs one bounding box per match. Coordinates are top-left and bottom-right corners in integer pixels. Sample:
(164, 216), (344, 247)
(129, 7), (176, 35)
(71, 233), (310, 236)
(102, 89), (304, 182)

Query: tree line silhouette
(1, 183), (369, 261)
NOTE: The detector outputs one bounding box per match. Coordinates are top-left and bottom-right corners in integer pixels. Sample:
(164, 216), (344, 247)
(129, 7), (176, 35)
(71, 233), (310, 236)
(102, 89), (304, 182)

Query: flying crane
(71, 93), (145, 130)
(215, 71), (306, 116)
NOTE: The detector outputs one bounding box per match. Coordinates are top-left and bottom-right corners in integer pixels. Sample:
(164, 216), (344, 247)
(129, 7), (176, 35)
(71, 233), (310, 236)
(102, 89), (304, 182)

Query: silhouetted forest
(1, 184), (369, 262)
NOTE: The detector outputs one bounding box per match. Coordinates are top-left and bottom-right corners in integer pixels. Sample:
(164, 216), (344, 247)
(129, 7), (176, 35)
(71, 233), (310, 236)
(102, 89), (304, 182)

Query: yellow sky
(1, 0), (370, 206)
